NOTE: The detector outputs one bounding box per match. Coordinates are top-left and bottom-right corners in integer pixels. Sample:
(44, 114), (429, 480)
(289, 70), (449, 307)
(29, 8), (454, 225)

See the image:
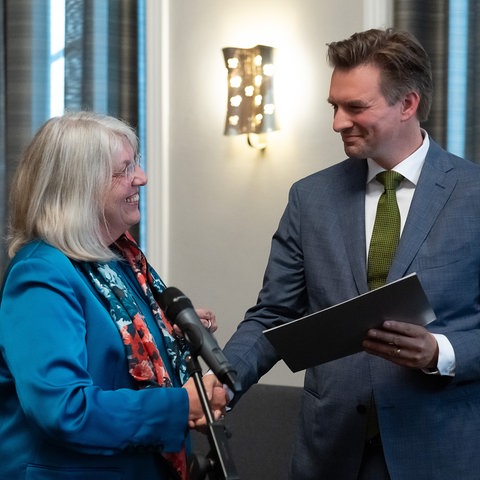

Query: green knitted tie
(367, 171), (404, 290)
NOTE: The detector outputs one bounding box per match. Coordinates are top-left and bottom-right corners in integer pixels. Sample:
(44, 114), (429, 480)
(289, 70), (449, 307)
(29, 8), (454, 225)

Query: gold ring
(395, 348), (401, 356)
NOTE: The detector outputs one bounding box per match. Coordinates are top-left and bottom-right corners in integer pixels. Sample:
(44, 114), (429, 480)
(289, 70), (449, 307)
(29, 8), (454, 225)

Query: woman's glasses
(112, 157), (141, 183)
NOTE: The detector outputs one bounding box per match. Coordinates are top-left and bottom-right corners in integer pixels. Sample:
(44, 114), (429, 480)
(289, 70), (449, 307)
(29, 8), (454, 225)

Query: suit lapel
(334, 159), (370, 294)
(388, 141), (457, 281)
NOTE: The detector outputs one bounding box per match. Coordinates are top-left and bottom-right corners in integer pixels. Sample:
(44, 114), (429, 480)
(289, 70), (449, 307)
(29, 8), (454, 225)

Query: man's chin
(343, 145), (365, 159)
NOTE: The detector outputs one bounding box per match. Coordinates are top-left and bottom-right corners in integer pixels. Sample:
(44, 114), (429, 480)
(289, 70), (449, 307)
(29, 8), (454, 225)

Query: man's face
(328, 64), (406, 166)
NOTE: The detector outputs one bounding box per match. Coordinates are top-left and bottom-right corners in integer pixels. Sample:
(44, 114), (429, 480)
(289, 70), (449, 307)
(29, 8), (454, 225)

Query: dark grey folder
(263, 273), (436, 372)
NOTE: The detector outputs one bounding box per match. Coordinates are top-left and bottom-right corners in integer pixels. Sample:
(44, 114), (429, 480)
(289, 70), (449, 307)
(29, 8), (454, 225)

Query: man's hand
(363, 320), (439, 369)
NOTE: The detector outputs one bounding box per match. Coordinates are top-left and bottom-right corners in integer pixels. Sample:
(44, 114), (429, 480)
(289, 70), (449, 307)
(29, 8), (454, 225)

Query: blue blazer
(0, 241), (189, 479)
(224, 140), (480, 479)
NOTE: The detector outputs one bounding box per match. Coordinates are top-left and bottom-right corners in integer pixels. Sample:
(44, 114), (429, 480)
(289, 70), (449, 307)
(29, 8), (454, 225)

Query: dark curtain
(464, 2), (480, 161)
(0, 0), (141, 278)
(64, 0), (139, 126)
(0, 0), (51, 277)
(394, 0), (480, 161)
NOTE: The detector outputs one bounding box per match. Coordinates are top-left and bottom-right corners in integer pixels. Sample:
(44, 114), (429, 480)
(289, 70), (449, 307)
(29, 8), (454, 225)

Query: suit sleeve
(223, 184), (309, 398)
(0, 254), (189, 454)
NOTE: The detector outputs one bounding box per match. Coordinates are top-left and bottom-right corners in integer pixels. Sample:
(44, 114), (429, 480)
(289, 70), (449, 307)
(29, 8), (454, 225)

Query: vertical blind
(394, 0), (480, 162)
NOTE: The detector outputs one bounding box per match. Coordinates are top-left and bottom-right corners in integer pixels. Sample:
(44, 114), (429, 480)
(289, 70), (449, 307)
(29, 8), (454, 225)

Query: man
(223, 28), (480, 479)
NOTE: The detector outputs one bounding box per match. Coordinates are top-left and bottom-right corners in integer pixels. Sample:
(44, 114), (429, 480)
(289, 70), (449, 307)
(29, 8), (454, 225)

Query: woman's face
(102, 142), (147, 245)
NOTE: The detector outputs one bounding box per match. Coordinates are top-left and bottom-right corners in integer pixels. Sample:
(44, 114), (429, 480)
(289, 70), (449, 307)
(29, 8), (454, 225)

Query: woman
(0, 111), (226, 479)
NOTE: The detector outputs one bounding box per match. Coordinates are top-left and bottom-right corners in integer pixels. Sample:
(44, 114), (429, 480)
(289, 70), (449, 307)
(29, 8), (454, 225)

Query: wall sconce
(223, 45), (278, 150)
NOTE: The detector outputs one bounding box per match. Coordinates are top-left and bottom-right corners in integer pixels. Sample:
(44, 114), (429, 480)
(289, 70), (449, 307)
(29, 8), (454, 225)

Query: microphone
(156, 287), (240, 393)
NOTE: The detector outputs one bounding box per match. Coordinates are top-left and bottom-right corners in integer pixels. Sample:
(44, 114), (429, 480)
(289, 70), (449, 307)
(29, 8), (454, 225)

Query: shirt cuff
(423, 333), (455, 376)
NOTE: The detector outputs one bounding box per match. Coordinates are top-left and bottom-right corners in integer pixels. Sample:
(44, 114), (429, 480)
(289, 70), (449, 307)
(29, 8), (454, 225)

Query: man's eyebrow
(327, 98), (369, 107)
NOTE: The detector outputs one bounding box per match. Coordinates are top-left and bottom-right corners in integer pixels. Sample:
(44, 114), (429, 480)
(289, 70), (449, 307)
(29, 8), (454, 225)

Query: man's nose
(332, 109), (353, 132)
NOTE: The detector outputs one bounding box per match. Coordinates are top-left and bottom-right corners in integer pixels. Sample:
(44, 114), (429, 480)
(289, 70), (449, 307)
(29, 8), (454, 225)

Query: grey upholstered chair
(190, 383), (303, 480)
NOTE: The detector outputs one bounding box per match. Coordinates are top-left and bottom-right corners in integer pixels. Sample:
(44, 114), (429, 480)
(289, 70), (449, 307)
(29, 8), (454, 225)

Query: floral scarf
(75, 231), (190, 479)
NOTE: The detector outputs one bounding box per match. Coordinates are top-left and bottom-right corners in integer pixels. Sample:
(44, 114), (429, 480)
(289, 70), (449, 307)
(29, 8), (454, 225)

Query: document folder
(263, 273), (436, 372)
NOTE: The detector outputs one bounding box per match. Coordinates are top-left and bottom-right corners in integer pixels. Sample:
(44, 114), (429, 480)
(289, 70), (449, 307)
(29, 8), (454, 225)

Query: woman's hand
(172, 308), (217, 337)
(195, 308), (217, 333)
(183, 374), (227, 431)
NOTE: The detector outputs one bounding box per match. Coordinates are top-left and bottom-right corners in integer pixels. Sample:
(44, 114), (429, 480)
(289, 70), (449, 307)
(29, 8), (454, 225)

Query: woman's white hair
(7, 111), (139, 261)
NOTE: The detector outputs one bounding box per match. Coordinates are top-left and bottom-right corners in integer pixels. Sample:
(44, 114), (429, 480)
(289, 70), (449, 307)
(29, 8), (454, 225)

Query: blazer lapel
(334, 159), (370, 294)
(388, 141), (457, 281)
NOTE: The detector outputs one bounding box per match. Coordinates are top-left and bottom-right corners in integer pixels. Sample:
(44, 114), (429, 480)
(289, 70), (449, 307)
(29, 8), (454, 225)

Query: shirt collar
(367, 129), (429, 186)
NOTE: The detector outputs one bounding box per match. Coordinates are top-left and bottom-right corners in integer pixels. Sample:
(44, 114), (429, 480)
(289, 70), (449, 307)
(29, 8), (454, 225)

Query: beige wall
(145, 0), (392, 387)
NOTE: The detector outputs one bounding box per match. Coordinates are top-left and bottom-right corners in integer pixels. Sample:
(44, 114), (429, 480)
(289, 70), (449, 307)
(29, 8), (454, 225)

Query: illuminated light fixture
(223, 45), (278, 150)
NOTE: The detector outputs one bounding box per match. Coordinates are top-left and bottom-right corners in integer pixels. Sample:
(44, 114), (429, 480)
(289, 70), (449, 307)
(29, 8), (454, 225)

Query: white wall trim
(145, 0), (170, 280)
(363, 0), (393, 29)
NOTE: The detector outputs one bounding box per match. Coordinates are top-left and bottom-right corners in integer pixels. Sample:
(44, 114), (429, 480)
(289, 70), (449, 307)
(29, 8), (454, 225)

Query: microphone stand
(186, 354), (240, 480)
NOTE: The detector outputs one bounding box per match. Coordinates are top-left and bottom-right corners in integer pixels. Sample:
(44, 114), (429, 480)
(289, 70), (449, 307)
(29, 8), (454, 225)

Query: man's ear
(401, 91), (421, 121)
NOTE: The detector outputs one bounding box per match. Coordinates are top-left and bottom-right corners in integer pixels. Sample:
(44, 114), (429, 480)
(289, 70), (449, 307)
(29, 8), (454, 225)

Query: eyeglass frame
(112, 155), (142, 183)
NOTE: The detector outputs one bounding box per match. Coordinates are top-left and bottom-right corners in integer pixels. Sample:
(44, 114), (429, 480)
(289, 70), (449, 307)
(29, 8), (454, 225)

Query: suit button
(357, 404), (367, 414)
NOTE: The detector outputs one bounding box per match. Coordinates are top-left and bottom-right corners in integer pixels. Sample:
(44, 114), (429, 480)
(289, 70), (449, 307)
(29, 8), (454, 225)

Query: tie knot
(376, 170), (404, 191)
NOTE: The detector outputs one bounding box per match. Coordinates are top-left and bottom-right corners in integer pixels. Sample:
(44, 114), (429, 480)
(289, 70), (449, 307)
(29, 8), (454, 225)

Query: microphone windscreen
(157, 287), (194, 322)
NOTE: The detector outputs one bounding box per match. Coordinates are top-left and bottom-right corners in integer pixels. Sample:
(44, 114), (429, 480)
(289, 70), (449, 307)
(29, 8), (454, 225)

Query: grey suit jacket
(223, 140), (480, 480)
